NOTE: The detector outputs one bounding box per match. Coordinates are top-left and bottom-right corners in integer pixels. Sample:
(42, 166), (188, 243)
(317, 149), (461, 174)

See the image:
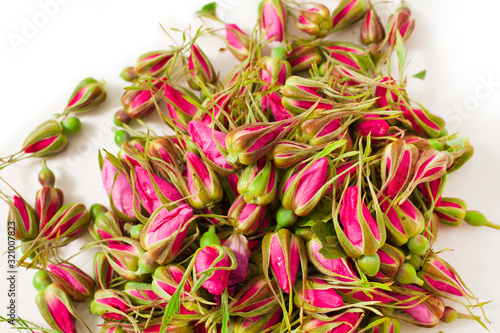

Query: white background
(0, 0), (499, 332)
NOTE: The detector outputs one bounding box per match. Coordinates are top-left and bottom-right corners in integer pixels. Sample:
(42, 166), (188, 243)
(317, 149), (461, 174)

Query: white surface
(0, 0), (499, 332)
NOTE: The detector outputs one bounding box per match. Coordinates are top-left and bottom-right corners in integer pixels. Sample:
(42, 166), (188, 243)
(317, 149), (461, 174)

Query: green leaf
(413, 70), (426, 80)
(196, 2), (216, 16)
(311, 221), (347, 259)
(297, 199), (332, 227)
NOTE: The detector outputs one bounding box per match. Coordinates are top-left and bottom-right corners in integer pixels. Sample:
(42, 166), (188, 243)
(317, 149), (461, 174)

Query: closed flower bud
(424, 213), (440, 248)
(281, 76), (336, 114)
(94, 252), (114, 290)
(91, 289), (132, 321)
(365, 315), (400, 333)
(259, 0), (286, 42)
(296, 4), (332, 37)
(405, 149), (449, 196)
(355, 114), (389, 137)
(7, 195), (38, 240)
(64, 77), (106, 114)
(287, 45), (322, 73)
(185, 152), (223, 209)
(443, 136), (474, 173)
(419, 252), (467, 297)
(299, 113), (352, 147)
(93, 211), (123, 243)
(293, 278), (344, 313)
(228, 195), (268, 235)
(403, 108), (446, 138)
(47, 262), (95, 302)
(120, 66), (139, 82)
(152, 264), (193, 300)
(140, 204), (193, 265)
(22, 120), (68, 157)
(118, 139), (146, 168)
(233, 307), (282, 333)
(386, 5), (415, 46)
(123, 281), (161, 306)
(271, 140), (316, 169)
(374, 77), (401, 109)
(380, 140), (419, 199)
(36, 186), (64, 231)
(360, 7), (385, 45)
(44, 203), (90, 240)
(238, 158), (277, 205)
(38, 160), (56, 187)
(263, 92), (295, 121)
(136, 251), (159, 276)
(417, 173), (447, 206)
(334, 185), (385, 257)
(121, 78), (165, 119)
(434, 197), (467, 227)
(463, 210), (500, 229)
(223, 233), (251, 286)
(391, 285), (444, 328)
(380, 198), (425, 246)
(261, 56), (291, 87)
(300, 312), (360, 333)
(370, 243), (405, 283)
(188, 44), (217, 90)
(35, 283), (78, 333)
(322, 41), (374, 76)
(148, 137), (179, 171)
(164, 83), (199, 130)
(229, 276), (279, 316)
(195, 245), (234, 295)
(226, 24), (251, 61)
(339, 288), (395, 305)
(331, 0), (368, 32)
(135, 50), (174, 77)
(105, 239), (144, 281)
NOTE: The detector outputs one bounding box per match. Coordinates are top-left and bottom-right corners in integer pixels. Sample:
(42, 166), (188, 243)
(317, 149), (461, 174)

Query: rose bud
(439, 306), (476, 324)
(233, 307), (282, 333)
(187, 44), (217, 90)
(322, 41), (374, 76)
(148, 137), (179, 171)
(36, 283), (79, 333)
(263, 92), (295, 122)
(94, 252), (114, 290)
(374, 77), (401, 109)
(424, 213), (440, 248)
(123, 281), (161, 306)
(418, 252), (467, 297)
(64, 77), (106, 114)
(262, 228), (306, 294)
(331, 162), (357, 193)
(188, 120), (234, 174)
(134, 166), (185, 214)
(105, 239), (144, 281)
(229, 276), (279, 316)
(93, 211), (123, 244)
(370, 243), (405, 283)
(403, 108), (446, 139)
(280, 157), (330, 216)
(135, 50), (174, 77)
(365, 315), (400, 333)
(185, 152), (223, 209)
(226, 121), (290, 165)
(44, 203), (90, 240)
(228, 195), (268, 235)
(403, 135), (432, 150)
(36, 186), (64, 232)
(22, 120), (68, 157)
(293, 278), (344, 313)
(195, 244), (234, 295)
(380, 140), (419, 199)
(391, 285), (444, 328)
(380, 198), (425, 246)
(417, 173), (447, 206)
(225, 23), (251, 61)
(405, 149), (449, 196)
(287, 45), (322, 73)
(339, 288), (395, 305)
(223, 233), (251, 286)
(434, 197), (467, 227)
(296, 4), (332, 37)
(386, 4), (415, 46)
(121, 66), (139, 82)
(164, 83), (199, 130)
(355, 114), (390, 137)
(464, 210), (500, 229)
(331, 0), (368, 32)
(301, 312), (360, 332)
(443, 136), (474, 173)
(238, 158), (277, 205)
(140, 204), (193, 265)
(121, 78), (165, 119)
(118, 139), (146, 168)
(6, 195), (38, 240)
(136, 251), (159, 276)
(299, 113), (352, 147)
(47, 262), (95, 302)
(271, 140), (316, 169)
(360, 6), (385, 45)
(261, 56), (291, 87)
(259, 0), (286, 42)
(281, 76), (336, 114)
(334, 185), (385, 258)
(91, 289), (132, 321)
(152, 264), (193, 300)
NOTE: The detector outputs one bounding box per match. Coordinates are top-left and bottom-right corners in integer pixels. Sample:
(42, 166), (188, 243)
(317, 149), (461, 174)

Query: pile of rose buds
(3, 0), (500, 332)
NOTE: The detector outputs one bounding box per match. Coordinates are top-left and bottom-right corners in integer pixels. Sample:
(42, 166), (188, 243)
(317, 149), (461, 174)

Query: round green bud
(38, 160), (55, 187)
(271, 45), (287, 59)
(120, 66), (138, 82)
(276, 206), (298, 229)
(114, 109), (132, 127)
(137, 252), (159, 275)
(129, 224), (144, 240)
(464, 210), (500, 229)
(114, 130), (131, 147)
(406, 253), (423, 270)
(407, 234), (429, 256)
(429, 139), (444, 151)
(200, 225), (220, 247)
(440, 306), (459, 323)
(33, 270), (52, 292)
(61, 117), (82, 136)
(395, 263), (423, 285)
(358, 254), (381, 276)
(90, 203), (108, 220)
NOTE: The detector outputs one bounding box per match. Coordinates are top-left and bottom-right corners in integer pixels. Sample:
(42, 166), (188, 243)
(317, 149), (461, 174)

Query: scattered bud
(135, 50), (174, 77)
(360, 6), (385, 45)
(36, 283), (78, 333)
(435, 197), (467, 227)
(22, 120), (68, 157)
(259, 0), (286, 42)
(226, 24), (251, 61)
(48, 262), (95, 302)
(296, 4), (332, 37)
(64, 77), (106, 114)
(187, 44), (217, 90)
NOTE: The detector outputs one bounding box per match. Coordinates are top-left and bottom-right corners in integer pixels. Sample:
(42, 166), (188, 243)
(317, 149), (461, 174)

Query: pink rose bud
(374, 77), (401, 109)
(121, 66), (139, 82)
(185, 152), (223, 209)
(335, 185), (385, 257)
(380, 198), (425, 246)
(233, 307), (282, 333)
(331, 0), (368, 32)
(188, 120), (234, 174)
(225, 121), (290, 165)
(380, 140), (419, 198)
(36, 186), (64, 232)
(287, 45), (323, 73)
(322, 41), (374, 76)
(64, 77), (106, 114)
(22, 120), (68, 157)
(123, 281), (161, 306)
(442, 135), (474, 173)
(360, 6), (385, 45)
(228, 195), (268, 235)
(238, 158), (278, 205)
(262, 228), (306, 293)
(187, 44), (217, 90)
(386, 4), (415, 46)
(301, 311), (361, 332)
(229, 276), (279, 316)
(140, 204), (193, 265)
(299, 113), (352, 147)
(419, 252), (467, 297)
(339, 287), (395, 305)
(197, 92), (232, 127)
(118, 139), (146, 168)
(147, 137), (179, 171)
(91, 289), (132, 321)
(405, 149), (449, 196)
(403, 108), (446, 138)
(261, 56), (291, 87)
(226, 24), (251, 61)
(121, 78), (165, 119)
(94, 252), (114, 290)
(264, 92), (295, 121)
(355, 114), (390, 137)
(223, 233), (251, 286)
(44, 203), (91, 240)
(152, 264), (193, 300)
(163, 83), (199, 130)
(135, 50), (174, 77)
(105, 239), (144, 281)
(93, 211), (123, 244)
(134, 166), (185, 214)
(296, 4), (332, 37)
(280, 157), (330, 216)
(6, 195), (38, 240)
(424, 213), (440, 248)
(403, 135), (432, 150)
(417, 173), (446, 206)
(307, 236), (359, 282)
(281, 76), (336, 114)
(434, 197), (467, 227)
(370, 243), (405, 283)
(293, 277), (344, 313)
(271, 140), (316, 169)
(47, 262), (95, 302)
(35, 283), (78, 333)
(259, 0), (286, 42)
(194, 245), (234, 295)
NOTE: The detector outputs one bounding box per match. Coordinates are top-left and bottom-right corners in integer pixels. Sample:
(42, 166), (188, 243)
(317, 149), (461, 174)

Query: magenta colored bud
(135, 50), (174, 77)
(123, 281), (161, 306)
(185, 152), (223, 209)
(93, 211), (123, 244)
(233, 307), (282, 333)
(36, 186), (64, 232)
(299, 113), (352, 147)
(92, 289), (132, 321)
(281, 76), (337, 114)
(287, 45), (323, 73)
(44, 203), (90, 240)
(195, 245), (233, 295)
(371, 243), (405, 282)
(380, 198), (425, 246)
(435, 197), (467, 227)
(118, 139), (146, 168)
(105, 239), (144, 281)
(6, 195), (38, 240)
(417, 173), (446, 206)
(22, 120), (68, 156)
(226, 23), (251, 61)
(335, 185), (385, 257)
(264, 92), (295, 122)
(261, 56), (291, 87)
(228, 195), (268, 235)
(322, 41), (373, 76)
(164, 83), (199, 130)
(280, 157), (330, 216)
(48, 262), (95, 302)
(36, 283), (78, 333)
(259, 0), (286, 42)
(271, 140), (316, 169)
(406, 149), (449, 195)
(293, 278), (344, 313)
(152, 264), (193, 300)
(64, 77), (106, 114)
(403, 108), (446, 138)
(375, 77), (401, 109)
(223, 233), (251, 286)
(94, 252), (114, 290)
(301, 311), (361, 332)
(355, 114), (390, 137)
(387, 5), (415, 46)
(140, 204), (193, 265)
(331, 0), (368, 32)
(147, 137), (179, 171)
(360, 6), (385, 45)
(197, 93), (231, 127)
(380, 140), (419, 198)
(121, 78), (165, 119)
(296, 4), (332, 37)
(419, 252), (467, 297)
(403, 135), (432, 150)
(340, 288), (395, 305)
(188, 44), (217, 90)
(229, 277), (279, 316)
